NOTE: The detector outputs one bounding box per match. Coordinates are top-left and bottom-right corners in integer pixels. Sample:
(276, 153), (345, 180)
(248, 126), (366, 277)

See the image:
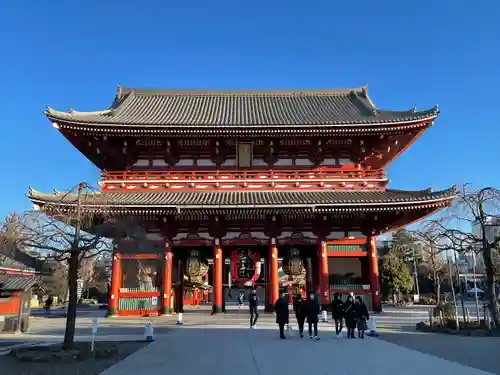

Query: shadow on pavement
(377, 331), (500, 375)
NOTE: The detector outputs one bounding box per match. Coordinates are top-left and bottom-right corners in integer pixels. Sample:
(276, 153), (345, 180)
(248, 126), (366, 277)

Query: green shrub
(432, 302), (455, 319)
(418, 296), (436, 305)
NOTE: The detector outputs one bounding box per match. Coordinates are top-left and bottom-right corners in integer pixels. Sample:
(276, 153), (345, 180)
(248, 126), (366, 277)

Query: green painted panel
(120, 287), (160, 293)
(118, 296), (160, 311)
(327, 244), (366, 252)
(330, 284), (365, 290)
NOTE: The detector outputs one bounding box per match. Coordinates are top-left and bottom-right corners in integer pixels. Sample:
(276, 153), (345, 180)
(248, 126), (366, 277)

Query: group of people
(331, 292), (370, 339)
(242, 288), (370, 340)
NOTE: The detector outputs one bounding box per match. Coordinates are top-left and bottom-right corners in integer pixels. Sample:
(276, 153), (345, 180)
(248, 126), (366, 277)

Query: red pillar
(268, 239), (279, 308)
(161, 243), (173, 315)
(367, 235), (382, 312)
(265, 251), (271, 312)
(108, 252), (121, 316)
(212, 241), (223, 314)
(317, 239), (329, 307)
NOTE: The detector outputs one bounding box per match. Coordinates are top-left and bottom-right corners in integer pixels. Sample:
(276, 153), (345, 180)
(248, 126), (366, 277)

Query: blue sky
(0, 0), (498, 221)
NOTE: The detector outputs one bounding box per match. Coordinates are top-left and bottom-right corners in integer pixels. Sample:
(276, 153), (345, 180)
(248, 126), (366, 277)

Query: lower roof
(28, 187), (456, 212)
(0, 274), (44, 292)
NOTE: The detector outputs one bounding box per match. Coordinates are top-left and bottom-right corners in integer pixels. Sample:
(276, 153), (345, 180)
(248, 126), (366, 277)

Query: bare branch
(413, 185), (500, 326)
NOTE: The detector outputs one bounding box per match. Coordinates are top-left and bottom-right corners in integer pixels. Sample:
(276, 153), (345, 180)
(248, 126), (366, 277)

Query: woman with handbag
(355, 296), (369, 339)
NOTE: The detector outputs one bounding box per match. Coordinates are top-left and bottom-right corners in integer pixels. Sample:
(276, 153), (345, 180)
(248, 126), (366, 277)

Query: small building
(0, 274), (44, 332)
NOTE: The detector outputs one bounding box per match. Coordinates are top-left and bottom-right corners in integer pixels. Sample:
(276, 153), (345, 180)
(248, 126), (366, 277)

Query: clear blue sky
(0, 0), (498, 220)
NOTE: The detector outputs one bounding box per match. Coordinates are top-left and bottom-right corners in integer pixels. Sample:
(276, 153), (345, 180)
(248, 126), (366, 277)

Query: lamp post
(445, 248), (459, 329)
(453, 249), (467, 322)
(412, 247), (420, 297)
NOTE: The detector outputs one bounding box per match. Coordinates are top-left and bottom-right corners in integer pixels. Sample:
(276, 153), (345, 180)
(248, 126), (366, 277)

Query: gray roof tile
(27, 188), (455, 209)
(45, 87), (439, 128)
(0, 274), (44, 291)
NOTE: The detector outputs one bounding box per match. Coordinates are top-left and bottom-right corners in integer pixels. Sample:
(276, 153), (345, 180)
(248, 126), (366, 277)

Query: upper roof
(45, 86), (439, 129)
(27, 187), (455, 213)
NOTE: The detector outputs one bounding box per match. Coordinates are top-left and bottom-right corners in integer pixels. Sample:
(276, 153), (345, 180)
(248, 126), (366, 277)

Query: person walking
(304, 292), (320, 340)
(44, 295), (53, 315)
(274, 290), (289, 339)
(344, 294), (356, 339)
(355, 296), (369, 339)
(237, 291), (245, 309)
(293, 293), (307, 338)
(330, 292), (344, 337)
(248, 288), (259, 329)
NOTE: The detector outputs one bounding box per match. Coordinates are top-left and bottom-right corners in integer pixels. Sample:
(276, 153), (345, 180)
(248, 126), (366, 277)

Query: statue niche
(231, 248), (261, 285)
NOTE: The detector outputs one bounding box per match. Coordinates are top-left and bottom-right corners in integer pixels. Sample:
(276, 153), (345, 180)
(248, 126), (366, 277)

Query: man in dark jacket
(293, 293), (307, 338)
(274, 291), (289, 339)
(330, 293), (344, 337)
(344, 294), (356, 338)
(304, 292), (320, 340)
(248, 288), (259, 329)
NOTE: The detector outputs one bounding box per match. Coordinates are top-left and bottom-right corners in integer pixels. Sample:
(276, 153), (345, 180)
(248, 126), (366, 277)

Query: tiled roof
(27, 187), (455, 210)
(0, 244), (44, 271)
(0, 274), (44, 291)
(45, 86), (439, 128)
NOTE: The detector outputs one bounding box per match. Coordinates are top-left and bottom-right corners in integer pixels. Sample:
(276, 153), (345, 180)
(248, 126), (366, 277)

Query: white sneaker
(314, 336), (320, 341)
(309, 336), (313, 339)
(251, 325), (256, 330)
(336, 333), (340, 338)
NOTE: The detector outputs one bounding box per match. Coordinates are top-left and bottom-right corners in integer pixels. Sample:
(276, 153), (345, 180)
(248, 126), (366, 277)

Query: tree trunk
(63, 250), (79, 349)
(436, 276), (441, 304)
(483, 243), (500, 327)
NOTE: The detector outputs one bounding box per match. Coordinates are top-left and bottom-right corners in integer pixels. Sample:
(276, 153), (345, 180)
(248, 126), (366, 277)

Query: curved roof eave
(44, 86), (440, 129)
(26, 186), (456, 211)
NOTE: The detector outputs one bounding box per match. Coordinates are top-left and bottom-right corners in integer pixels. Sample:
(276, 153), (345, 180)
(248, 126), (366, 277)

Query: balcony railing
(103, 168), (386, 182)
(100, 168), (387, 191)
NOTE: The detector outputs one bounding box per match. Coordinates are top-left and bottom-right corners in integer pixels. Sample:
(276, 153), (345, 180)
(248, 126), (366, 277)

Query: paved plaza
(1, 306), (498, 374)
(101, 323), (496, 375)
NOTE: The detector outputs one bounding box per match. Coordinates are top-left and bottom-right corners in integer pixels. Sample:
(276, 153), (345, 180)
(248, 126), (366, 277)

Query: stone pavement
(101, 324), (495, 375)
(379, 330), (500, 375)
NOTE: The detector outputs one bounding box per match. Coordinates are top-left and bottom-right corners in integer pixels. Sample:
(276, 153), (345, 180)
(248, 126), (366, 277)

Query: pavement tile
(101, 325), (495, 375)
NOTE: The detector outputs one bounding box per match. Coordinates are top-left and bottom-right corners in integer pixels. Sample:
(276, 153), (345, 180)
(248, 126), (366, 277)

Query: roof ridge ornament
(28, 186), (41, 196)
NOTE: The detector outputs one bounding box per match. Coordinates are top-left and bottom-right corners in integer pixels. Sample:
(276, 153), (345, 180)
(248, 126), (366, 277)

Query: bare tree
(79, 257), (96, 298)
(416, 242), (447, 303)
(0, 213), (24, 266)
(414, 185), (500, 327)
(42, 261), (69, 302)
(8, 183), (126, 349)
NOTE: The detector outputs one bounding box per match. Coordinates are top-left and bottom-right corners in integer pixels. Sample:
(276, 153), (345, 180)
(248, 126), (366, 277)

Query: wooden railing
(102, 168), (386, 182)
